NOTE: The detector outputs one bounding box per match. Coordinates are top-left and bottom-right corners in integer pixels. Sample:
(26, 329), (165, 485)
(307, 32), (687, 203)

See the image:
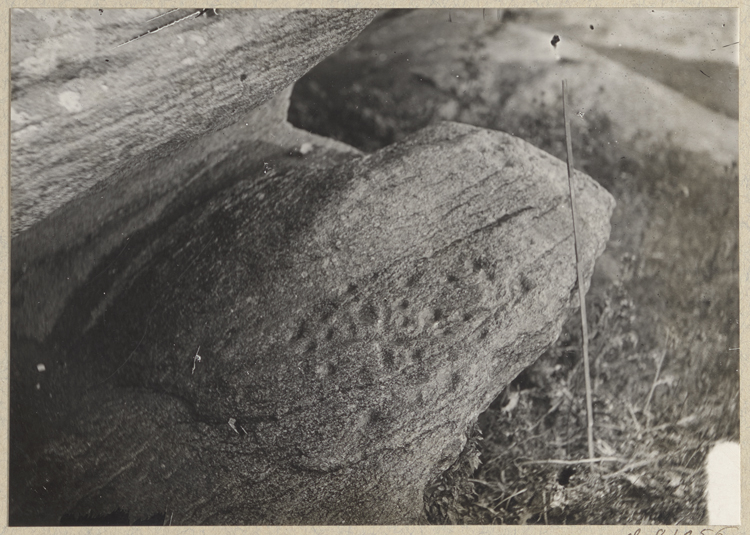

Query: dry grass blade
(468, 478), (506, 492)
(625, 400), (643, 433)
(527, 398), (564, 432)
(603, 458), (658, 480)
(517, 457), (622, 466)
(115, 9), (208, 49)
(562, 79), (596, 467)
(145, 8), (179, 23)
(496, 488), (527, 507)
(642, 330), (669, 422)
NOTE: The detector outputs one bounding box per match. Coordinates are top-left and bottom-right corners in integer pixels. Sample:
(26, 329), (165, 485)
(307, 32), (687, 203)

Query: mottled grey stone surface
(11, 119), (613, 525)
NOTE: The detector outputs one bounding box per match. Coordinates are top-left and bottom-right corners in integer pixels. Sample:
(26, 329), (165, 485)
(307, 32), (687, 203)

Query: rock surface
(283, 9), (738, 524)
(10, 116), (614, 524)
(521, 8), (738, 65)
(10, 85), (357, 342)
(10, 8), (376, 237)
(10, 8), (618, 526)
(289, 9), (737, 163)
(10, 8), (375, 341)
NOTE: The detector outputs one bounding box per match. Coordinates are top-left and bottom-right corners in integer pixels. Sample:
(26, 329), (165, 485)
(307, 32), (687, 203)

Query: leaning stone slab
(10, 8), (376, 237)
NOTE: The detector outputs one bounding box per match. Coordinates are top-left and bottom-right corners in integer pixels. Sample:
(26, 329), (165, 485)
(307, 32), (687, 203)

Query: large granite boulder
(10, 105), (614, 525)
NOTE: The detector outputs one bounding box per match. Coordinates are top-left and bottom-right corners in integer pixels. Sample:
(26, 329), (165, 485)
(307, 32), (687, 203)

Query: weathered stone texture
(10, 8), (377, 237)
(11, 119), (614, 525)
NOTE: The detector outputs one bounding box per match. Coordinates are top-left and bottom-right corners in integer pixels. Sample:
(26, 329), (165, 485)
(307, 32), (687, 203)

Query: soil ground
(288, 9), (740, 525)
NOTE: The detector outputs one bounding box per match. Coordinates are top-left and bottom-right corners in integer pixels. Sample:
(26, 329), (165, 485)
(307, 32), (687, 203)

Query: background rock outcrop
(289, 9), (737, 163)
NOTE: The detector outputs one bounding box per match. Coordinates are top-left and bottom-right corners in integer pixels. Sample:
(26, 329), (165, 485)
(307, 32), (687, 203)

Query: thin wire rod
(562, 79), (596, 468)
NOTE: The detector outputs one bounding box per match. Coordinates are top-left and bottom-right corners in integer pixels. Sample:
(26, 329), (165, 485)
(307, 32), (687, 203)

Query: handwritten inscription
(626, 528), (739, 535)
